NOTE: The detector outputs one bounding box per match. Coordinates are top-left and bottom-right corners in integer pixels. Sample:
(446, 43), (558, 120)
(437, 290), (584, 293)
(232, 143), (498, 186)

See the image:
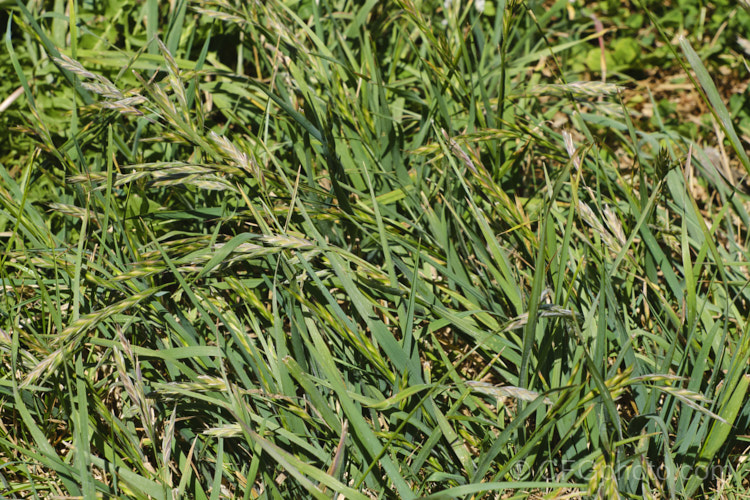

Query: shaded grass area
(1, 0), (750, 497)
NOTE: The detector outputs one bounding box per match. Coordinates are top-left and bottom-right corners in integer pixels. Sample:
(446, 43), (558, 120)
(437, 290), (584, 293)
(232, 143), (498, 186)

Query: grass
(1, 0), (750, 497)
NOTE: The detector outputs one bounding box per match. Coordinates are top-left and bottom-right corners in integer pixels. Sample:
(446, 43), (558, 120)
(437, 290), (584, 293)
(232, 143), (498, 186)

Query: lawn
(1, 0), (750, 498)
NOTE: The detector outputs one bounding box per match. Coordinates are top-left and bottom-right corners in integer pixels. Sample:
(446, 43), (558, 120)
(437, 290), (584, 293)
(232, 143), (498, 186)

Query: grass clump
(1, 0), (750, 498)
